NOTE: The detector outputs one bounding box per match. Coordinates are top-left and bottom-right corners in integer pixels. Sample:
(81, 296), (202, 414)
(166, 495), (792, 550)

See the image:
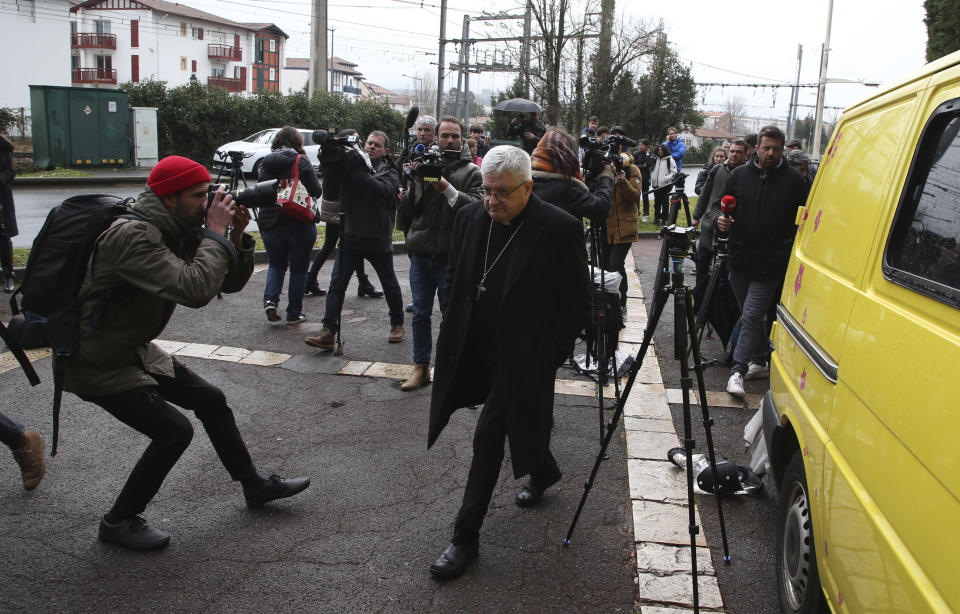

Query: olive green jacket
(64, 189), (254, 396)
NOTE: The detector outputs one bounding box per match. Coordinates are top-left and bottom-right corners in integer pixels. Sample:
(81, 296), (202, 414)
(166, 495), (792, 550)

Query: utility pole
(437, 0), (447, 119)
(309, 0), (327, 95)
(813, 0), (834, 157)
(521, 1), (532, 98)
(454, 16), (470, 122)
(787, 44), (803, 141)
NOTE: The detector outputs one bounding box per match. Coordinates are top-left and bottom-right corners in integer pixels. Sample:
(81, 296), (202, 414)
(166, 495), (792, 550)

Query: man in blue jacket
(663, 126), (687, 172)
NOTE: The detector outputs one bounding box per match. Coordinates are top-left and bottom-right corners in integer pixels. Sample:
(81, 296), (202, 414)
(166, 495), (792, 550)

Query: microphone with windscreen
(720, 195), (736, 217)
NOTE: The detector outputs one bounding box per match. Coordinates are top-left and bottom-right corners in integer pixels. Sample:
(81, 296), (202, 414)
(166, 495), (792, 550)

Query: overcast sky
(188, 0), (929, 123)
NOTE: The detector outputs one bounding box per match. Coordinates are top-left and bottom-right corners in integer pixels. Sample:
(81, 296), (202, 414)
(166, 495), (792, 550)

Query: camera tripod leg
(682, 285), (731, 563)
(564, 267), (671, 546)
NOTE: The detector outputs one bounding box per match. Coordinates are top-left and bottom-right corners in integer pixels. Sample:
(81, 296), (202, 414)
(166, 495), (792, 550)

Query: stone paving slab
(637, 572), (724, 610)
(632, 500), (707, 548)
(665, 388), (762, 409)
(636, 542), (715, 575)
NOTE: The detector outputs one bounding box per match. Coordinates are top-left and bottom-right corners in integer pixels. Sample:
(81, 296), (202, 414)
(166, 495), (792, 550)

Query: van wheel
(776, 450), (828, 614)
(250, 158), (262, 179)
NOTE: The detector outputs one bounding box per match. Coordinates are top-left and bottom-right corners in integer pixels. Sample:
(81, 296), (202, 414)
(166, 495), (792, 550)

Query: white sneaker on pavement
(745, 361), (769, 380)
(726, 372), (745, 398)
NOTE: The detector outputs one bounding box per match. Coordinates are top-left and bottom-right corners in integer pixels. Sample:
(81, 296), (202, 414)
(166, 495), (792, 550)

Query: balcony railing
(208, 44), (241, 61)
(208, 76), (244, 93)
(71, 33), (117, 50)
(72, 67), (118, 85)
(342, 85), (361, 95)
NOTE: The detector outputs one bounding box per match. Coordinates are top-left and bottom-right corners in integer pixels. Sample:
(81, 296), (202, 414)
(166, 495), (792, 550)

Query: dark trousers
(322, 247), (403, 332)
(652, 187), (670, 223)
(452, 396), (559, 545)
(640, 176), (651, 216)
(0, 236), (12, 277)
(0, 410), (25, 448)
(307, 224), (368, 286)
(605, 241), (632, 308)
(81, 361), (256, 519)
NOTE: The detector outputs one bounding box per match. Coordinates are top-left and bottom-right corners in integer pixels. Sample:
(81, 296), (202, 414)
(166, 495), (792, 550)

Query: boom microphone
(405, 106), (420, 131)
(720, 195), (736, 217)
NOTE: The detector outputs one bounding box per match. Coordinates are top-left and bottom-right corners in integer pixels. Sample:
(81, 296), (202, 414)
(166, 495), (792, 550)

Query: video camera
(312, 128), (366, 168)
(580, 133), (638, 181)
(407, 143), (449, 183)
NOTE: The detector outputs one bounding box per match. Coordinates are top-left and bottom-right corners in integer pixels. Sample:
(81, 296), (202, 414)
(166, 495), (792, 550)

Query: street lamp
(402, 73), (424, 109)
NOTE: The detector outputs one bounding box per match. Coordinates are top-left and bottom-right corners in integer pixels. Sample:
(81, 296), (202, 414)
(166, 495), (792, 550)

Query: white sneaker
(726, 372), (745, 398)
(745, 361), (769, 380)
(642, 215), (649, 223)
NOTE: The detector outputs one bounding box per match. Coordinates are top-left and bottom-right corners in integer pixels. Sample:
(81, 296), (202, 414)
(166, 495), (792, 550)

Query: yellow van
(763, 50), (960, 613)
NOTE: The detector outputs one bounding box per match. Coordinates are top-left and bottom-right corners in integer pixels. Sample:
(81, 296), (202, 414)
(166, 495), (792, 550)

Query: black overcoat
(0, 135), (18, 237)
(427, 193), (591, 477)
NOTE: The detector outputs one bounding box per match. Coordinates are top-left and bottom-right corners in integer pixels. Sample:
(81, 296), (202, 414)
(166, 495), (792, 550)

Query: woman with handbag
(257, 126), (323, 324)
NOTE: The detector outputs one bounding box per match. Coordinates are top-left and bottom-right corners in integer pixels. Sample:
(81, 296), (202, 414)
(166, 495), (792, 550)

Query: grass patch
(13, 248), (29, 267)
(19, 167), (95, 178)
(636, 195), (696, 232)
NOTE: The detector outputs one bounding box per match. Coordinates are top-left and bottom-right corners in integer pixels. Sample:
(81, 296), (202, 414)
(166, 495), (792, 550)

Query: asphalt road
(0, 254), (637, 613)
(631, 236), (780, 614)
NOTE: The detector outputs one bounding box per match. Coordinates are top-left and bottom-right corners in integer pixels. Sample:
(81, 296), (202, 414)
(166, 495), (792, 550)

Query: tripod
(564, 226), (731, 614)
(575, 220), (623, 446)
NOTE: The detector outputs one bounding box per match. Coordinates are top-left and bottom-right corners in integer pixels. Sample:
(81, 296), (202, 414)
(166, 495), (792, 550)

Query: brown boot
(12, 431), (46, 491)
(401, 364), (431, 391)
(305, 327), (336, 350)
(388, 324), (405, 343)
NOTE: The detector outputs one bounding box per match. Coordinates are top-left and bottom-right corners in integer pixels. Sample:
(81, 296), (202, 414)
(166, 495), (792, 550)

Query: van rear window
(885, 102), (960, 307)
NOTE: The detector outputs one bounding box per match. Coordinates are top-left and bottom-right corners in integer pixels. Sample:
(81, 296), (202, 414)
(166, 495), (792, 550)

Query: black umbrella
(493, 98), (544, 112)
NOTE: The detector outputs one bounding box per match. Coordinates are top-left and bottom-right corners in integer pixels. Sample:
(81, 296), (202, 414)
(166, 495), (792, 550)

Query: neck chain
(475, 219), (525, 301)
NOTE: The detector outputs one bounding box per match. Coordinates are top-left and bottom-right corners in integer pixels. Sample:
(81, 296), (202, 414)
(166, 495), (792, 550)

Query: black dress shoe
(515, 470), (562, 508)
(429, 541), (479, 580)
(243, 474), (311, 508)
(357, 283), (384, 298)
(98, 514), (171, 551)
(305, 283), (326, 297)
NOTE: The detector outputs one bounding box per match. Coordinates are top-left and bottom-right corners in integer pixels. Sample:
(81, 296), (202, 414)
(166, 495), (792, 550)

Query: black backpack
(9, 193), (135, 455)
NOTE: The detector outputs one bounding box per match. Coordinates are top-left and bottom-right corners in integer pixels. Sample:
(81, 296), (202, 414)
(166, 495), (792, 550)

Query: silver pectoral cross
(474, 282), (486, 301)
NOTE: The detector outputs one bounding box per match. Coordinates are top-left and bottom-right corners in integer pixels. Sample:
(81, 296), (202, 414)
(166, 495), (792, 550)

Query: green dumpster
(30, 85), (130, 168)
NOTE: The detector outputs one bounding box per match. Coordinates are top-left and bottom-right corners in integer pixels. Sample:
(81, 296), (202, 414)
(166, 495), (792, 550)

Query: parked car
(212, 128), (321, 176)
(763, 49), (960, 613)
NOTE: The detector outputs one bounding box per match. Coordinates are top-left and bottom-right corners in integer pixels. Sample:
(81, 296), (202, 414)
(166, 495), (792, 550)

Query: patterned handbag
(276, 154), (318, 223)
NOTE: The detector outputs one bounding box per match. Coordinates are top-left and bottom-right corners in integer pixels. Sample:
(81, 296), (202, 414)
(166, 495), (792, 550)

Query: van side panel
(782, 88), (923, 379)
(820, 69), (960, 612)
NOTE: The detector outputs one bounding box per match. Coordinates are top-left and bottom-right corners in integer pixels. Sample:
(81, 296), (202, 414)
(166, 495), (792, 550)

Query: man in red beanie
(64, 155), (310, 551)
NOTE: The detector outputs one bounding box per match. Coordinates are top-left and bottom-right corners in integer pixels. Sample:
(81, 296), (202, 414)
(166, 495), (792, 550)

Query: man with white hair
(426, 145), (591, 579)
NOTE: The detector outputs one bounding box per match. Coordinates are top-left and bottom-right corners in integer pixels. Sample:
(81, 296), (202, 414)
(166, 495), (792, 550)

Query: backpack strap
(50, 354), (67, 456)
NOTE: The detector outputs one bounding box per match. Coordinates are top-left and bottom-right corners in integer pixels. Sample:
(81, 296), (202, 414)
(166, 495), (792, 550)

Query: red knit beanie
(148, 155), (211, 198)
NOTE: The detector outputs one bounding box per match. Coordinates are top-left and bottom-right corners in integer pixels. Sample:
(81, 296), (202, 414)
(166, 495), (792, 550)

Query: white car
(212, 128), (321, 177)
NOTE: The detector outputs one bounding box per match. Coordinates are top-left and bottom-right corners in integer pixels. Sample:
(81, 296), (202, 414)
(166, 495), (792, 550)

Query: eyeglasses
(481, 181), (527, 201)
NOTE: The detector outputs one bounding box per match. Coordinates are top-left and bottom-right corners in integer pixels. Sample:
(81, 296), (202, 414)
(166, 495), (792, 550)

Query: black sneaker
(244, 474), (310, 508)
(305, 284), (326, 297)
(98, 514), (171, 551)
(264, 301), (281, 322)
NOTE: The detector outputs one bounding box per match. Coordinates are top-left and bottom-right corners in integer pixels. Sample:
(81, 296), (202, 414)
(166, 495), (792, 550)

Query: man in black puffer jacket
(716, 125), (808, 398)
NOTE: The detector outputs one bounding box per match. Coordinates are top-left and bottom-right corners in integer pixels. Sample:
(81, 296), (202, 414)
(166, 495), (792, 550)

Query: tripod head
(661, 224), (698, 259)
(214, 150), (253, 191)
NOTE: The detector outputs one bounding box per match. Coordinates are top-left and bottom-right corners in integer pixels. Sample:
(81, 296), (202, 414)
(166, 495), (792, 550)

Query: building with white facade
(0, 0), (74, 111)
(68, 0), (288, 93)
(281, 56), (365, 101)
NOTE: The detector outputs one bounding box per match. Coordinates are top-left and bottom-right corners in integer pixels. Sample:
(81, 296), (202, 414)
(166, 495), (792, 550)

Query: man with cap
(64, 155), (310, 551)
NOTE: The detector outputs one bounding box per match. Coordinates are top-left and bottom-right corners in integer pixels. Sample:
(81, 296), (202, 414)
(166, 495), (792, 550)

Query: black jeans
(322, 247), (404, 332)
(605, 241), (632, 308)
(452, 393), (559, 545)
(307, 224), (368, 286)
(81, 361), (256, 519)
(652, 187), (671, 223)
(640, 176), (651, 216)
